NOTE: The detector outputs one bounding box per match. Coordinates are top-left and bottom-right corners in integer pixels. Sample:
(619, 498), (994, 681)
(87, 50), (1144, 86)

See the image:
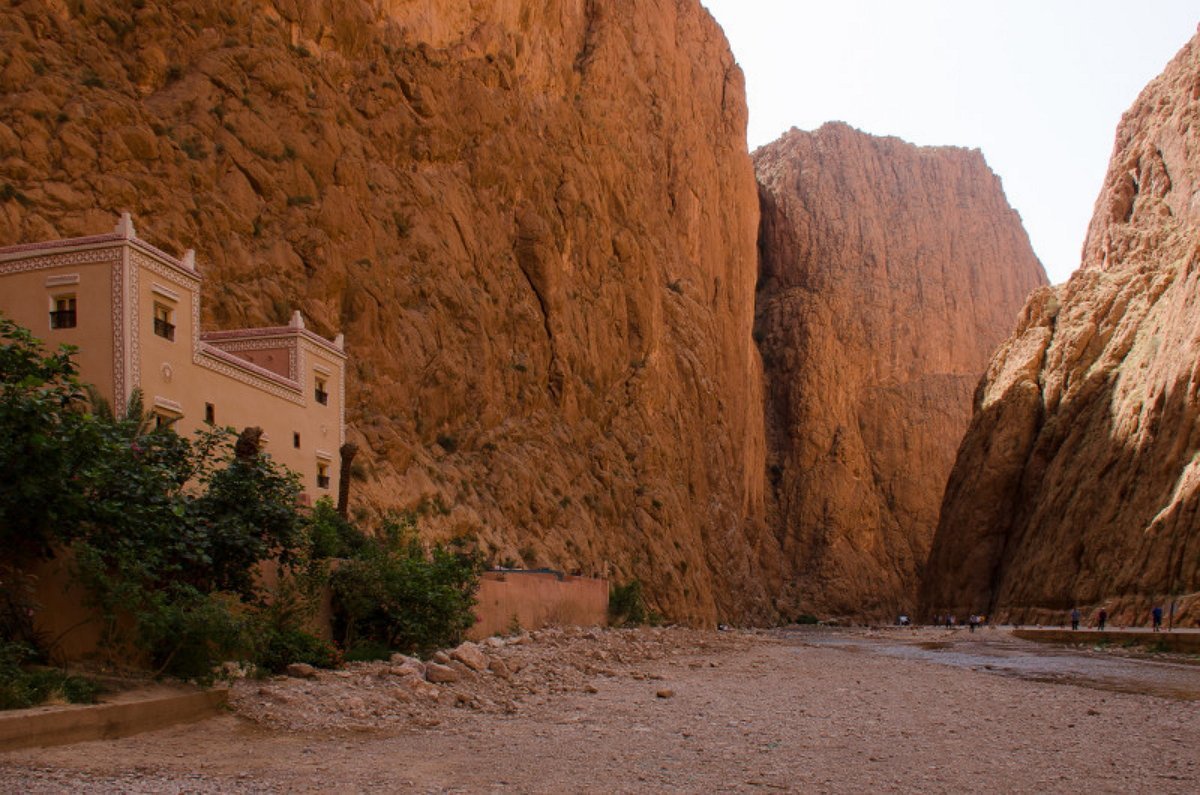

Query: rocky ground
(1, 626), (1198, 793)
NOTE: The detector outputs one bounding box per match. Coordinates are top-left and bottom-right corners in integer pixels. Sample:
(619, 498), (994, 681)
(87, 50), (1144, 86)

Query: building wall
(0, 224), (346, 500)
(0, 241), (120, 404)
(467, 571), (609, 638)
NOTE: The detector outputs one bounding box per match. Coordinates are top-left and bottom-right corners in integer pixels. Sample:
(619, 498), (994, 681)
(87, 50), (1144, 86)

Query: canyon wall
(0, 0), (776, 623)
(755, 124), (1047, 619)
(922, 30), (1200, 627)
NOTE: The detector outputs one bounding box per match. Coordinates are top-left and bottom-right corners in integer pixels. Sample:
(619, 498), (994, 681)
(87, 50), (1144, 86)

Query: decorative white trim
(0, 246), (120, 275)
(112, 253), (127, 416)
(204, 337), (298, 380)
(313, 362), (333, 376)
(151, 282), (181, 302)
(152, 396), (183, 415)
(315, 448), (334, 461)
(44, 273), (80, 287)
(130, 250), (196, 290)
(195, 348), (306, 405)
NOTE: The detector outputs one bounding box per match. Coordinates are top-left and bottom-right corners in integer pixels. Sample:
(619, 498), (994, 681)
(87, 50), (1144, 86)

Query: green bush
(131, 587), (251, 681)
(343, 640), (392, 663)
(609, 580), (648, 626)
(308, 497), (368, 559)
(330, 513), (482, 657)
(0, 641), (101, 710)
(256, 627), (339, 673)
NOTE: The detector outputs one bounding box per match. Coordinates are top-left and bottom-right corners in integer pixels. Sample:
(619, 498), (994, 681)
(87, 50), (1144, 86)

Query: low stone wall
(468, 570), (608, 639)
(0, 687), (228, 751)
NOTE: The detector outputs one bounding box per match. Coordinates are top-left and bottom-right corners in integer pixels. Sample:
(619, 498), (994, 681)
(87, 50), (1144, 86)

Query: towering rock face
(755, 124), (1047, 619)
(923, 31), (1200, 626)
(0, 0), (772, 623)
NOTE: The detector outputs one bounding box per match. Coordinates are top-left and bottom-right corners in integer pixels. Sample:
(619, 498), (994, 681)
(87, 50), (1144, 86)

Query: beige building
(0, 213), (346, 502)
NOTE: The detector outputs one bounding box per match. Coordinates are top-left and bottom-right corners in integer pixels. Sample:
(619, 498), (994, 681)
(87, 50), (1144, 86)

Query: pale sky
(702, 1), (1199, 284)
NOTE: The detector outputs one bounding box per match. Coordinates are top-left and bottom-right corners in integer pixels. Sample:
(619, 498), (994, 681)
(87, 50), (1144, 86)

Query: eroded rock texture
(0, 0), (772, 623)
(755, 124), (1047, 620)
(923, 31), (1200, 626)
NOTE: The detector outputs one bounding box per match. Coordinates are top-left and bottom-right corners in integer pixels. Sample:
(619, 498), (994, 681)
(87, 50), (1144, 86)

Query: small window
(317, 461), (330, 489)
(204, 403), (215, 424)
(153, 413), (178, 431)
(153, 303), (175, 341)
(50, 295), (77, 329)
(293, 432), (301, 449)
(314, 376), (329, 405)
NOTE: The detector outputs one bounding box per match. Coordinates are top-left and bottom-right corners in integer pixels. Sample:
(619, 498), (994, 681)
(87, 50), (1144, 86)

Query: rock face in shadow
(755, 124), (1047, 620)
(0, 0), (772, 623)
(922, 30), (1200, 627)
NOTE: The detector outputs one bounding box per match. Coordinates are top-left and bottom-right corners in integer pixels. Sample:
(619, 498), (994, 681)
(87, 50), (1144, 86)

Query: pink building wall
(468, 571), (609, 639)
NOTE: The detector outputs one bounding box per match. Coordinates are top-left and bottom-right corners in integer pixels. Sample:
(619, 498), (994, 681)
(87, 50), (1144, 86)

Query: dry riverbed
(1, 626), (1197, 793)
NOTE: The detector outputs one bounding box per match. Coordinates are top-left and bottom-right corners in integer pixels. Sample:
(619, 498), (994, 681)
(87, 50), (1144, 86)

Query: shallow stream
(784, 627), (1200, 701)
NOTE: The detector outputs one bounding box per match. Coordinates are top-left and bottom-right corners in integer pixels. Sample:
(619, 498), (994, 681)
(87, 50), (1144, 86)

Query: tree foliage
(2, 315), (482, 682)
(0, 315), (91, 563)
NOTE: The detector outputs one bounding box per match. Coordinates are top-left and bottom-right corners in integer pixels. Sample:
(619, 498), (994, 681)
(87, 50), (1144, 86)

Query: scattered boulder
(425, 663), (460, 684)
(450, 642), (490, 672)
(285, 663), (318, 679)
(488, 659), (511, 680)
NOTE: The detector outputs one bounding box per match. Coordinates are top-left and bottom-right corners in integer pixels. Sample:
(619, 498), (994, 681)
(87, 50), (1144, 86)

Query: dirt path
(2, 627), (1197, 793)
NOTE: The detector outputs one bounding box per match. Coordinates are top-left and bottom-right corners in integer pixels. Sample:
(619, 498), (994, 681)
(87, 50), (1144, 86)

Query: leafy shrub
(330, 513), (482, 657)
(609, 580), (647, 626)
(343, 640), (391, 663)
(0, 641), (101, 710)
(308, 497), (368, 559)
(130, 587), (251, 681)
(256, 627), (338, 673)
(795, 614), (820, 625)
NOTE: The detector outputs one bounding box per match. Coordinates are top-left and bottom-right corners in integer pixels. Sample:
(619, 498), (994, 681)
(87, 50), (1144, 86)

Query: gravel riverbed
(2, 626), (1197, 793)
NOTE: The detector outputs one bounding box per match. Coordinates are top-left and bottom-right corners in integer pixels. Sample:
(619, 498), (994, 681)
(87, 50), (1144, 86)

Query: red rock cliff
(755, 124), (1047, 620)
(0, 0), (772, 623)
(922, 30), (1200, 626)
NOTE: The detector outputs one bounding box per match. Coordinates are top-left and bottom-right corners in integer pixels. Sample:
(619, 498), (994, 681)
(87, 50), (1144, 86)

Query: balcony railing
(317, 475), (331, 489)
(49, 309), (77, 329)
(154, 318), (175, 341)
(314, 388), (329, 405)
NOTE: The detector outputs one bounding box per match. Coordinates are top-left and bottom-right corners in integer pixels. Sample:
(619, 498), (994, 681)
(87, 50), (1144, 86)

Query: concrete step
(0, 686), (228, 751)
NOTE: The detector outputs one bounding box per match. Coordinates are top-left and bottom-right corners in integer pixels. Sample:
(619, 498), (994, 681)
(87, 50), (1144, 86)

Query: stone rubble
(229, 626), (752, 733)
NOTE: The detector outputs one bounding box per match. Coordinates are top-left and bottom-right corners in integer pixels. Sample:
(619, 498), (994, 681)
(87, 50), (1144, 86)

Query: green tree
(0, 314), (93, 563)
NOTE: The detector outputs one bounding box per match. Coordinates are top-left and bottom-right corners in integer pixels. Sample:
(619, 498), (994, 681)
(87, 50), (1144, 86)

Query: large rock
(0, 0), (770, 623)
(922, 30), (1200, 627)
(754, 124), (1047, 620)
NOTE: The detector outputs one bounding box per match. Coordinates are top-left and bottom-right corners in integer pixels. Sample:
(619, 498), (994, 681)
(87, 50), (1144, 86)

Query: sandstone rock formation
(922, 30), (1200, 627)
(755, 124), (1047, 620)
(0, 0), (772, 623)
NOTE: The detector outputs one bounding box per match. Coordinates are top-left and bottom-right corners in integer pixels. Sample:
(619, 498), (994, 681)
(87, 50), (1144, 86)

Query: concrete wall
(468, 570), (609, 639)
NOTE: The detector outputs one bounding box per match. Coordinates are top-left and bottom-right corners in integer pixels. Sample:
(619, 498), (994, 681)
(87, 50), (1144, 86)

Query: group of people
(1069, 605), (1168, 631)
(926, 613), (986, 630)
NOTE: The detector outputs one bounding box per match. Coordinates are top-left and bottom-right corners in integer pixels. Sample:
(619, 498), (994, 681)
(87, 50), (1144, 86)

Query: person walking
(1071, 607), (1081, 631)
(1097, 607), (1108, 631)
(1152, 604), (1163, 632)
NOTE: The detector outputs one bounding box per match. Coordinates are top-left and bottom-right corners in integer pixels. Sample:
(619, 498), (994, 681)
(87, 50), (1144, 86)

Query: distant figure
(1152, 605), (1163, 632)
(948, 615), (956, 627)
(898, 614), (910, 627)
(968, 614), (980, 633)
(1097, 608), (1108, 631)
(1071, 607), (1081, 631)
